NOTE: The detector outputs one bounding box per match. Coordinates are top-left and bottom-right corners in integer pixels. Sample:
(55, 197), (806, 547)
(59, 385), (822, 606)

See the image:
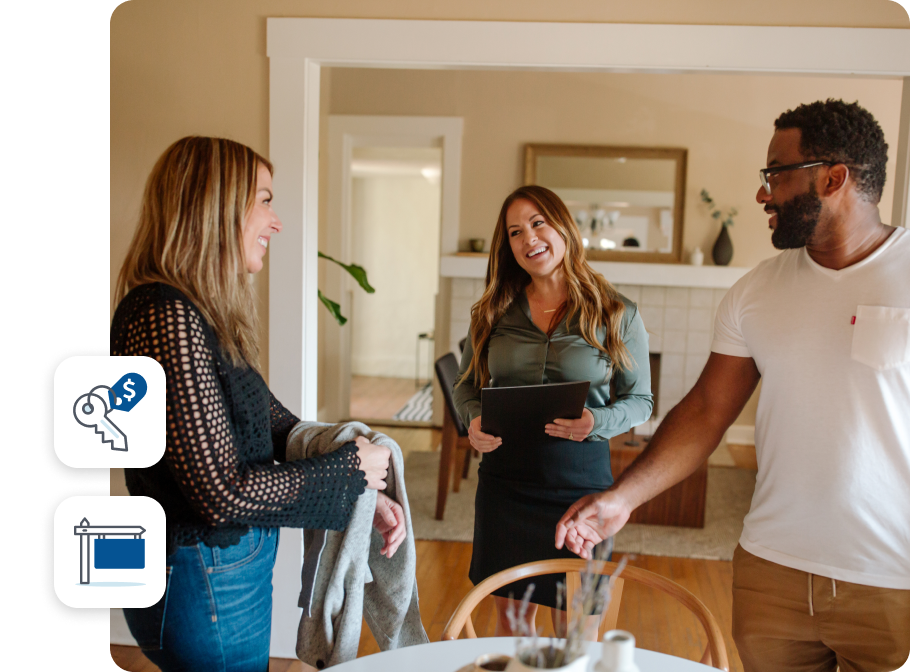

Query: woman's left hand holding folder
(545, 408), (595, 442)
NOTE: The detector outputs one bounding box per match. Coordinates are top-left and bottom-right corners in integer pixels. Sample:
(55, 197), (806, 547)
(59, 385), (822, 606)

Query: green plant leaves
(317, 289), (347, 326)
(318, 251), (376, 293)
(701, 189), (736, 227)
(317, 252), (376, 325)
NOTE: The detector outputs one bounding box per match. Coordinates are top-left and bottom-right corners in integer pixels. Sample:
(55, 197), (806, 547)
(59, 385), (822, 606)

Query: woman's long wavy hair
(115, 136), (271, 369)
(461, 185), (631, 391)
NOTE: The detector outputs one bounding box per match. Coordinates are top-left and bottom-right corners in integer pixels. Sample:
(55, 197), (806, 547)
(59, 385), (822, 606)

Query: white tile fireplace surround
(441, 256), (751, 436)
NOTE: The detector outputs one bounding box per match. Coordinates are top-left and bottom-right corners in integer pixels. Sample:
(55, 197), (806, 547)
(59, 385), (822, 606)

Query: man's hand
(373, 491), (406, 558)
(546, 408), (595, 441)
(468, 416), (502, 453)
(554, 353), (761, 559)
(555, 490), (632, 559)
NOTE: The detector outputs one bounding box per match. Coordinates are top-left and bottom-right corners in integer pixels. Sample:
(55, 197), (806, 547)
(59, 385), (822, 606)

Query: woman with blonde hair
(113, 136), (400, 671)
(453, 185), (652, 635)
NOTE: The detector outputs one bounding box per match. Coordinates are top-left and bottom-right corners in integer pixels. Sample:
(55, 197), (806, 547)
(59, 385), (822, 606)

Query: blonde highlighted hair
(115, 136), (272, 369)
(462, 185), (631, 390)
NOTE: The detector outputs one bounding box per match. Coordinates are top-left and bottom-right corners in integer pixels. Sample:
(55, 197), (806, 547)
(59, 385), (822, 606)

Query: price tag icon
(109, 373), (148, 413)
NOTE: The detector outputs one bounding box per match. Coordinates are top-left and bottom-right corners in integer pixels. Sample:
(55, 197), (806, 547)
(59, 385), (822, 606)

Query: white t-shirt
(712, 226), (910, 589)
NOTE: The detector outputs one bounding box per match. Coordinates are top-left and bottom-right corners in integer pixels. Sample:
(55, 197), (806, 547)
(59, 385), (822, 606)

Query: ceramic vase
(689, 246), (704, 266)
(594, 630), (640, 672)
(712, 224), (733, 266)
(504, 652), (590, 672)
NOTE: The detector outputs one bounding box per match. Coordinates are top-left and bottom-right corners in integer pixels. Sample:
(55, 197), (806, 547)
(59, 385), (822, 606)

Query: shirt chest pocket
(851, 305), (910, 371)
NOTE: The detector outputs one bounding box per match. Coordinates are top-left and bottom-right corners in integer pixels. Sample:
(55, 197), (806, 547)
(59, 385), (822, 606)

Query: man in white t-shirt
(556, 99), (910, 672)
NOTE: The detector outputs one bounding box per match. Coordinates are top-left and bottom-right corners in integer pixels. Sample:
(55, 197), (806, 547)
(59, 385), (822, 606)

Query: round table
(331, 637), (716, 671)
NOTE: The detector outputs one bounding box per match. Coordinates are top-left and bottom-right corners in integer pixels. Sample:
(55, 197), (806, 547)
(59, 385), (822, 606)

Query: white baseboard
(726, 424), (755, 445)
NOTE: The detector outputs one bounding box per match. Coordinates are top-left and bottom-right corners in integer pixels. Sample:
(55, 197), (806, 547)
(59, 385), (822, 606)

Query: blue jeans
(123, 528), (279, 672)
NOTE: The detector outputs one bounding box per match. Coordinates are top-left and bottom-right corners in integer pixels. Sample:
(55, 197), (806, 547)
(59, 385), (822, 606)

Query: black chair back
(435, 353), (468, 437)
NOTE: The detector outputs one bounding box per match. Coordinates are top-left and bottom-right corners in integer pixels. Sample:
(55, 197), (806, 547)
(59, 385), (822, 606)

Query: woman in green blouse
(453, 185), (653, 636)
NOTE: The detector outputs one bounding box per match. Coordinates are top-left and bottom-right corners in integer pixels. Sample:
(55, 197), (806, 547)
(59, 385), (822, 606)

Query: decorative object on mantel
(470, 238), (486, 253)
(700, 189), (737, 267)
(689, 246), (704, 266)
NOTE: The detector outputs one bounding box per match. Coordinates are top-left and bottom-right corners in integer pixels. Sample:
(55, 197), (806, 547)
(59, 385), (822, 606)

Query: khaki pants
(732, 545), (910, 672)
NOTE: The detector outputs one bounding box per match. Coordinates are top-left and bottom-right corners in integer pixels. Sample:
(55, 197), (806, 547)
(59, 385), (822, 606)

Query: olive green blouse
(453, 291), (653, 442)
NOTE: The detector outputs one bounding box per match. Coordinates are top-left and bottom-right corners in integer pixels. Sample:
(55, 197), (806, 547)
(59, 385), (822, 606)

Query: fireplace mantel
(440, 253), (751, 289)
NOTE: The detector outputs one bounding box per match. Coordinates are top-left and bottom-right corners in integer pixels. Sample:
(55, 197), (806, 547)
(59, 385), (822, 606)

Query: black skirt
(469, 435), (613, 609)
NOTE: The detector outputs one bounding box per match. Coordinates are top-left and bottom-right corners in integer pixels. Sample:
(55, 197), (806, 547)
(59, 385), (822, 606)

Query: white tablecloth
(331, 637), (716, 671)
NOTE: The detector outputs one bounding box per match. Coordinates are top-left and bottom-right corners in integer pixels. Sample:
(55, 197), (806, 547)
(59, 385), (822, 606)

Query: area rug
(392, 383), (433, 422)
(404, 450), (756, 561)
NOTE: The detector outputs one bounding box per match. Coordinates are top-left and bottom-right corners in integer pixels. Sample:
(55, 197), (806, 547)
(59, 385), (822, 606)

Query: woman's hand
(354, 436), (391, 490)
(373, 491), (407, 558)
(469, 416), (502, 453)
(546, 408), (595, 442)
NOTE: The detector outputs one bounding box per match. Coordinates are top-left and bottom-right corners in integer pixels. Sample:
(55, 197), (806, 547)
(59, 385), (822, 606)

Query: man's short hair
(775, 99), (888, 203)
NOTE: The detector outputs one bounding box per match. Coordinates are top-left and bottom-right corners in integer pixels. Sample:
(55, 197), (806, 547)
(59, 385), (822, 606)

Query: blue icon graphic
(72, 373), (148, 452)
(108, 373), (148, 413)
(75, 517), (147, 584)
(95, 539), (146, 569)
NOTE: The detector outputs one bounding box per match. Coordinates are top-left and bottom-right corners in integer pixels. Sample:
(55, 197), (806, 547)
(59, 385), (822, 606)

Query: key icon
(73, 388), (129, 452)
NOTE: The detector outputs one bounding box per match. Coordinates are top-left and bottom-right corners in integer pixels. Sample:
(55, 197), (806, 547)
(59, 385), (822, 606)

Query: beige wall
(111, 0), (909, 390)
(329, 68), (903, 266)
(350, 174), (441, 378)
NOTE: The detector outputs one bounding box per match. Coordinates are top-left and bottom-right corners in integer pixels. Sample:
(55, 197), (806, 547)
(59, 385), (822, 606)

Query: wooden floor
(349, 375), (426, 420)
(111, 428), (754, 672)
(111, 544), (744, 672)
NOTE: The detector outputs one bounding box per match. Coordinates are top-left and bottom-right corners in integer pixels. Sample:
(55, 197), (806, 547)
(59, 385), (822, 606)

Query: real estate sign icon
(74, 517), (146, 585)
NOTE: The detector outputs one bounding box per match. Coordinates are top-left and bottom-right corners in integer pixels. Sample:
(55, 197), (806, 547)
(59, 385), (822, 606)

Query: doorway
(321, 115), (464, 426)
(348, 146), (442, 422)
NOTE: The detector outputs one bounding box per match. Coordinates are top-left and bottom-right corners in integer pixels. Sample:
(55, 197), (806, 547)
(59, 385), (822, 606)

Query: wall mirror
(525, 144), (687, 263)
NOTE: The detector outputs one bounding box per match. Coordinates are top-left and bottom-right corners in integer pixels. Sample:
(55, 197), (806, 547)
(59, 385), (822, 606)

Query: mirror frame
(524, 143), (688, 264)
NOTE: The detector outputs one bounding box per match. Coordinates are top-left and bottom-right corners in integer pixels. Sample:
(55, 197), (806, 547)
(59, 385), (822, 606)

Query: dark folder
(480, 381), (590, 443)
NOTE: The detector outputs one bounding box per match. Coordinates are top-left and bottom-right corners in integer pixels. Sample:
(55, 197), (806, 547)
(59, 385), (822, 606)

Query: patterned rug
(404, 450), (756, 561)
(392, 383), (434, 422)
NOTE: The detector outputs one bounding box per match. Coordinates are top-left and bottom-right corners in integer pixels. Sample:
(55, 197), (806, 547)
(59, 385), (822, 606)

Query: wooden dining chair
(441, 558), (730, 671)
(434, 352), (475, 520)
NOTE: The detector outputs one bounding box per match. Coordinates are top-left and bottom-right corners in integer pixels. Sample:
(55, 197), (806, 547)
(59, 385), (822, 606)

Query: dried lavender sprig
(516, 583), (536, 645)
(562, 535), (623, 664)
(506, 592), (520, 634)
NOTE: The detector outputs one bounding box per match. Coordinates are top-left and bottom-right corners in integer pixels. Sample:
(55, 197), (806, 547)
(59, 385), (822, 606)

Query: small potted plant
(700, 189), (737, 266)
(502, 543), (628, 671)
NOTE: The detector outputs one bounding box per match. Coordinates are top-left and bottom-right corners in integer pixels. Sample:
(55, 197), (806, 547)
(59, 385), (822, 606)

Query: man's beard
(769, 184), (823, 249)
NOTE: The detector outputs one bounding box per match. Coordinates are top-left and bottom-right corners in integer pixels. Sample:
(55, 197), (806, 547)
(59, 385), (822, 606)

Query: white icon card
(54, 496), (166, 608)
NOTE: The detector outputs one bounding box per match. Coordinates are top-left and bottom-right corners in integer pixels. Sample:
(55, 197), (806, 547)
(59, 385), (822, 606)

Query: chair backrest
(435, 352), (467, 436)
(441, 558), (730, 671)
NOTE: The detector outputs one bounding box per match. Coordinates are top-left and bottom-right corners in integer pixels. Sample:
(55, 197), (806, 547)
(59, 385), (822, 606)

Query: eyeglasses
(759, 161), (835, 195)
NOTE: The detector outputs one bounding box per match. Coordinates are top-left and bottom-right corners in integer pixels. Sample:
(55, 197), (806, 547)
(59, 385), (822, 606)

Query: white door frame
(265, 19), (910, 658)
(323, 115), (463, 423)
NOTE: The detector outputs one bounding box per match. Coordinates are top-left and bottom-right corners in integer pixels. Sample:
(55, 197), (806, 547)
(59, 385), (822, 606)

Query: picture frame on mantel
(524, 143), (688, 264)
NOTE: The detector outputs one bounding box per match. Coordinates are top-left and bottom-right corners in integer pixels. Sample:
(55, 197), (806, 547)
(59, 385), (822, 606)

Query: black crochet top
(110, 283), (366, 556)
